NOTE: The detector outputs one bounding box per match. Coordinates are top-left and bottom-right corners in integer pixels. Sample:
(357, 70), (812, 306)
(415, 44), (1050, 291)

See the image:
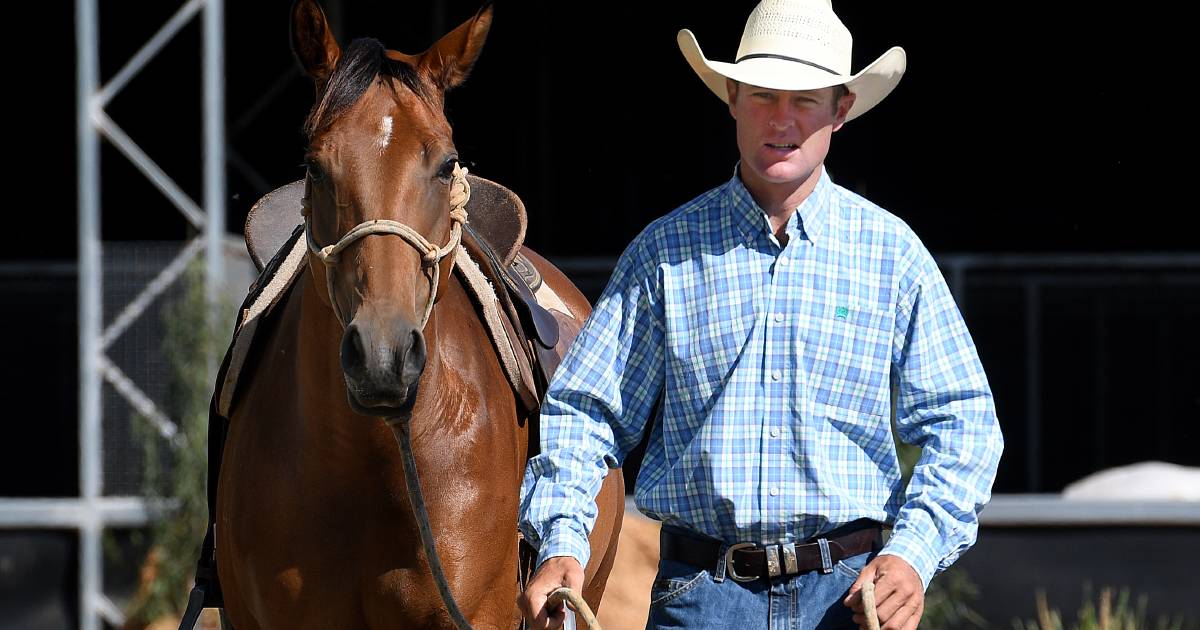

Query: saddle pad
(244, 175), (528, 272)
(217, 228), (308, 418)
(215, 232), (572, 421)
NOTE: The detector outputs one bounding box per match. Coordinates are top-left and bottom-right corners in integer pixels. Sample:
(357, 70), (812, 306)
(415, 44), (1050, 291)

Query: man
(518, 1), (1003, 628)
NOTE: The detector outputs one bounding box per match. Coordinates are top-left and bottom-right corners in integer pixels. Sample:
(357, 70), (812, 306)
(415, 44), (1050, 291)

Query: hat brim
(677, 29), (906, 122)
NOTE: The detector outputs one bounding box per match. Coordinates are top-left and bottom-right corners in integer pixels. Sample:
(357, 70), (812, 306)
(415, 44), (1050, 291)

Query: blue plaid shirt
(518, 167), (1003, 588)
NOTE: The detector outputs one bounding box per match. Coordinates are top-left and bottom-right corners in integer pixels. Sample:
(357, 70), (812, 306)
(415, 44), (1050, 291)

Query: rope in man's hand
(546, 587), (601, 630)
(861, 580), (880, 630)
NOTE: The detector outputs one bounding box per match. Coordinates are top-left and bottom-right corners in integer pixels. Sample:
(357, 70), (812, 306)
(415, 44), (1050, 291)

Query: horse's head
(290, 0), (492, 417)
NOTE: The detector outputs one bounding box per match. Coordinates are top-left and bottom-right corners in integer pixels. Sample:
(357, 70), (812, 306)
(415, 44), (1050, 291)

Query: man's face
(727, 80), (855, 194)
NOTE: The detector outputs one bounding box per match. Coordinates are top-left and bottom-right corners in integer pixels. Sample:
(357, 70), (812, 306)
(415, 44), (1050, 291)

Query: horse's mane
(303, 38), (430, 140)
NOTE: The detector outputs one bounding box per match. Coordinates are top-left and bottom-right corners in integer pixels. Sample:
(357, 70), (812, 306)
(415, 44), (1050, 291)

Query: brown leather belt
(659, 520), (882, 583)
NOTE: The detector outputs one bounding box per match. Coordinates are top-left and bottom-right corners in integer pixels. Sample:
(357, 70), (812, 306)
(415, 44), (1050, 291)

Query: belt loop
(817, 538), (834, 574)
(713, 543), (727, 583)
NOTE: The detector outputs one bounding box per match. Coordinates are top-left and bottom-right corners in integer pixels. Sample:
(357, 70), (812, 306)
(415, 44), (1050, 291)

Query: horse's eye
(436, 157), (459, 182)
(306, 157), (326, 183)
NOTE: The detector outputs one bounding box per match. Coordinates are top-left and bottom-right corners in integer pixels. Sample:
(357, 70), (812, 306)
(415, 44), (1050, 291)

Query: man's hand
(843, 555), (924, 630)
(517, 556), (584, 630)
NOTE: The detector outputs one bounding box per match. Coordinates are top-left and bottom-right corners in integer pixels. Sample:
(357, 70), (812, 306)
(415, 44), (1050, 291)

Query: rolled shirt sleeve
(518, 231), (666, 569)
(877, 242), (1004, 589)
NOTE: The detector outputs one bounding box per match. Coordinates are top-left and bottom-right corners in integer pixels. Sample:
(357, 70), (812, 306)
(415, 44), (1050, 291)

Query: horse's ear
(421, 3), (494, 91)
(290, 0), (341, 85)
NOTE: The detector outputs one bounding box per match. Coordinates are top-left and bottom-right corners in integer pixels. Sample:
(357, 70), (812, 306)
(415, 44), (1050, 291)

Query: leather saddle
(243, 174), (563, 412)
(246, 174), (530, 271)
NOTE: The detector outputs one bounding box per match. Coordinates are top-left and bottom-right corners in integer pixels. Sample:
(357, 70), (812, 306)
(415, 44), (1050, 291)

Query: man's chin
(758, 163), (812, 186)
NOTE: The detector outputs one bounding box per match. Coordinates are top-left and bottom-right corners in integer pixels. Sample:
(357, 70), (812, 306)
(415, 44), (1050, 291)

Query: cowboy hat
(678, 0), (906, 122)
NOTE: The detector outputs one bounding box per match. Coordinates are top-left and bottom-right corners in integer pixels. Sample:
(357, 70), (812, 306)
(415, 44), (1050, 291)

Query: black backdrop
(2, 1), (1197, 497)
(9, 1), (1198, 260)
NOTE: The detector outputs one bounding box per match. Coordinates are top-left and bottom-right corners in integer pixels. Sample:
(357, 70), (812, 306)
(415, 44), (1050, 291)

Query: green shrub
(1014, 586), (1190, 630)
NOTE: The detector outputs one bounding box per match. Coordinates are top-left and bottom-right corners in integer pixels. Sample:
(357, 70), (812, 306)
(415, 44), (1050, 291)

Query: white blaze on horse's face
(377, 115), (393, 155)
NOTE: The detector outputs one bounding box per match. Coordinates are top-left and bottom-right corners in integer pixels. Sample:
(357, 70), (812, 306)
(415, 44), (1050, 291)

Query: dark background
(9, 1), (1197, 258)
(3, 1), (1198, 496)
(0, 3), (1197, 628)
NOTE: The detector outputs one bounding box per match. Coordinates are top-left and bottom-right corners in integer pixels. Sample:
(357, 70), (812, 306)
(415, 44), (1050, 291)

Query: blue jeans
(646, 536), (874, 630)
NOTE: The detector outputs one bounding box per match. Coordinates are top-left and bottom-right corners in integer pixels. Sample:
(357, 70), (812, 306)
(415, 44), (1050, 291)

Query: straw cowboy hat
(678, 0), (906, 122)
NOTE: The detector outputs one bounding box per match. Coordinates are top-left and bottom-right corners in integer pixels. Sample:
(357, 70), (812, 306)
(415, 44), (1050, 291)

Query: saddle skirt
(219, 176), (571, 420)
(245, 174), (529, 272)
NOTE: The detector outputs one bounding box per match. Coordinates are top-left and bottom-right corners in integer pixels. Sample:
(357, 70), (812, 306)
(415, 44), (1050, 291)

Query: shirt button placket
(765, 252), (787, 519)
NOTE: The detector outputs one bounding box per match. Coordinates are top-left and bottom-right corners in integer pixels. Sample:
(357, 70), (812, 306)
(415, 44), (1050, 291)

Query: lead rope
(389, 418), (601, 630)
(390, 418), (476, 630)
(374, 167), (597, 630)
(862, 580), (880, 630)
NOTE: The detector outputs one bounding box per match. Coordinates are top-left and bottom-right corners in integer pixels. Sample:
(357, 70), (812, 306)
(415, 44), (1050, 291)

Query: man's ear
(833, 89), (857, 131)
(726, 78), (739, 118)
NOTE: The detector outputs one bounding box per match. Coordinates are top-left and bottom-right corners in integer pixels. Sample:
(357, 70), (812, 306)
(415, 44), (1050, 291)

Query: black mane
(303, 38), (429, 139)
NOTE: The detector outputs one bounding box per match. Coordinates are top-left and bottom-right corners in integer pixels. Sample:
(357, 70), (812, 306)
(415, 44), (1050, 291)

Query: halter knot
(302, 164), (472, 330)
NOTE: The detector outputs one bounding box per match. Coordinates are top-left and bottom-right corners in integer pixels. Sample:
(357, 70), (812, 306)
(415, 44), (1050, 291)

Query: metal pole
(1024, 283), (1042, 492)
(949, 260), (967, 321)
(76, 0), (102, 626)
(204, 0), (226, 307)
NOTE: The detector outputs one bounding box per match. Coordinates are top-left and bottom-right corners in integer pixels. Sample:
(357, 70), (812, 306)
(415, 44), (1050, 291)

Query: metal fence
(2, 1), (224, 628)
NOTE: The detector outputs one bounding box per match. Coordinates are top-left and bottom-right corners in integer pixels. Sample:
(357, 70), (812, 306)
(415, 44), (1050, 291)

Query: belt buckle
(724, 542), (759, 582)
(764, 545), (782, 578)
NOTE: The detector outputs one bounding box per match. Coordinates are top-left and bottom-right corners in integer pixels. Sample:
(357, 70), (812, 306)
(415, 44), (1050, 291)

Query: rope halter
(302, 162), (471, 329)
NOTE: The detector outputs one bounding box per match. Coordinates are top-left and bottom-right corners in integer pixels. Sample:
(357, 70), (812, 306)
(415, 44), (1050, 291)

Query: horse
(214, 2), (625, 627)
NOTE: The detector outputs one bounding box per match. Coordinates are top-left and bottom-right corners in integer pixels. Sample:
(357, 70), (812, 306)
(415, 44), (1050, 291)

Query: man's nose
(768, 117), (794, 131)
(768, 103), (795, 130)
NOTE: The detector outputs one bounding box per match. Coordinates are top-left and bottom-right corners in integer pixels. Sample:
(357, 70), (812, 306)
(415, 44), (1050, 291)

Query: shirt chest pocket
(802, 302), (893, 418)
(667, 298), (755, 412)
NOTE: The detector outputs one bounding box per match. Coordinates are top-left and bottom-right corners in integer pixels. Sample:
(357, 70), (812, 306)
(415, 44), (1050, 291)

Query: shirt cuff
(878, 529), (939, 591)
(535, 518), (592, 571)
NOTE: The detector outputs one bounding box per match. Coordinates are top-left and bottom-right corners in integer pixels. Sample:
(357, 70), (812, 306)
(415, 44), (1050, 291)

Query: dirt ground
(595, 509), (661, 630)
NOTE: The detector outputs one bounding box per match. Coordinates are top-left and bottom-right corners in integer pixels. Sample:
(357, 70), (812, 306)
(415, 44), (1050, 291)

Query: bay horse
(214, 2), (624, 627)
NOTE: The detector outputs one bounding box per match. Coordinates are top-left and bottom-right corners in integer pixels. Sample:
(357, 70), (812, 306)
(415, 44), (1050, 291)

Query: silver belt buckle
(724, 542), (759, 582)
(782, 542), (799, 575)
(764, 545), (782, 578)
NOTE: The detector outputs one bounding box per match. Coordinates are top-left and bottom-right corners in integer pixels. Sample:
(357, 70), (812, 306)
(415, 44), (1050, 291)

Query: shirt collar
(726, 163), (834, 246)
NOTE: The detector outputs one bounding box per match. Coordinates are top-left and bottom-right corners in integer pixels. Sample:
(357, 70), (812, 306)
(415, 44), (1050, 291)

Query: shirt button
(774, 312), (785, 323)
(771, 369), (782, 381)
(770, 487), (780, 497)
(770, 428), (780, 438)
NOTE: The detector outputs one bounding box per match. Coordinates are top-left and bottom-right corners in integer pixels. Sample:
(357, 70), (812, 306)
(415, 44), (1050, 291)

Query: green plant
(920, 564), (987, 630)
(125, 261), (233, 626)
(1014, 586), (1190, 630)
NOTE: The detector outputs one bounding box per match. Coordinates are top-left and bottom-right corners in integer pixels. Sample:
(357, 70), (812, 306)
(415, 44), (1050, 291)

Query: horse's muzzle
(340, 320), (426, 416)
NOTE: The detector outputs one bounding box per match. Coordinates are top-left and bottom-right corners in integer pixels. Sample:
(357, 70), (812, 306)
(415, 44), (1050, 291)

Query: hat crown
(735, 0), (853, 76)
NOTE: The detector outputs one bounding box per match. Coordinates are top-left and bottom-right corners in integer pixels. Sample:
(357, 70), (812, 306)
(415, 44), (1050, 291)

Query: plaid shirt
(518, 167), (1003, 588)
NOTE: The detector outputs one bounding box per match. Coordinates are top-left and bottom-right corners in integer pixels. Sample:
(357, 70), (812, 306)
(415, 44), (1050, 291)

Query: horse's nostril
(340, 324), (366, 375)
(398, 330), (426, 385)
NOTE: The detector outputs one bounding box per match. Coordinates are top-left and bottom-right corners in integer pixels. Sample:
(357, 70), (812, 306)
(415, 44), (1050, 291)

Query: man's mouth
(765, 143), (799, 150)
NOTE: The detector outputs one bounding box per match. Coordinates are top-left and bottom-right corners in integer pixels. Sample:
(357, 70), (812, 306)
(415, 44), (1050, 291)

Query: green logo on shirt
(835, 306), (849, 320)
